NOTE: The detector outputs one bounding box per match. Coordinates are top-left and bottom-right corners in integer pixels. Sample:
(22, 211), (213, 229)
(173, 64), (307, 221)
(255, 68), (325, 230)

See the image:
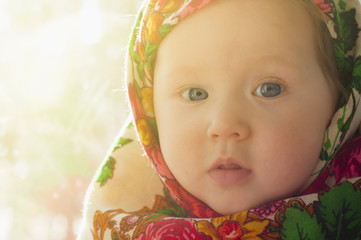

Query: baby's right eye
(182, 88), (208, 101)
(253, 82), (283, 98)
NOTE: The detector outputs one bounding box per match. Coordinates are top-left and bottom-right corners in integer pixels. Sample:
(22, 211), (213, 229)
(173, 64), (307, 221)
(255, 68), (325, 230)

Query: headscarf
(90, 0), (361, 239)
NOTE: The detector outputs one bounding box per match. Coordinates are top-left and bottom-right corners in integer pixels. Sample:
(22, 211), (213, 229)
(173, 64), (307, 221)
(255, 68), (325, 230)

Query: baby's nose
(206, 107), (251, 141)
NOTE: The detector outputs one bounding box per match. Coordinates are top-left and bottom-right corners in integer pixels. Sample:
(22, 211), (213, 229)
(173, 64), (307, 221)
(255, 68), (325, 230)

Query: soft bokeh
(0, 0), (142, 239)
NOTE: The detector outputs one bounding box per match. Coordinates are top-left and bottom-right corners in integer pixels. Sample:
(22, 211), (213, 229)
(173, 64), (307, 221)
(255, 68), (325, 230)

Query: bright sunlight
(0, 0), (142, 239)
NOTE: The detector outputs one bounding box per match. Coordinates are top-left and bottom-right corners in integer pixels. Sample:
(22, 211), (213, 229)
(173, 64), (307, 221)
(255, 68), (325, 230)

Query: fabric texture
(87, 0), (361, 239)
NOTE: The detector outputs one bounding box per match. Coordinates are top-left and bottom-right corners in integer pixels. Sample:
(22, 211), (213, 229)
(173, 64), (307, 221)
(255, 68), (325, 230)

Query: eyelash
(182, 88), (208, 101)
(253, 82), (284, 98)
(180, 81), (285, 101)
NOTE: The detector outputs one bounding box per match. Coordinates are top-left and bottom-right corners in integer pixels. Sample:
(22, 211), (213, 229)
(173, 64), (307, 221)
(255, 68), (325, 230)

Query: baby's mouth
(218, 163), (242, 170)
(208, 158), (252, 185)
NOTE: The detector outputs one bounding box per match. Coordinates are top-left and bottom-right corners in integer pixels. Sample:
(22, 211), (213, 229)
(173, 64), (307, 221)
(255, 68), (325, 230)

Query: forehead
(155, 0), (318, 78)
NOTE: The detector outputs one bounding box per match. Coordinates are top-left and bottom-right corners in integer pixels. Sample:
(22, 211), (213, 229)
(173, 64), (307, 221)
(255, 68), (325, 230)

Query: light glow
(77, 0), (103, 45)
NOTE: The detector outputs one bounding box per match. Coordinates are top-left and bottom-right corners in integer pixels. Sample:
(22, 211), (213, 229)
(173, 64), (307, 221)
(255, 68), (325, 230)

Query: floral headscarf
(87, 0), (361, 239)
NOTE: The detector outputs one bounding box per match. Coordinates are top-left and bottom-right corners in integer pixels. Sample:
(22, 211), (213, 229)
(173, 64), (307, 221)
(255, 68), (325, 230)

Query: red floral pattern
(166, 179), (220, 218)
(147, 143), (174, 180)
(217, 221), (244, 240)
(329, 136), (361, 182)
(313, 0), (332, 13)
(303, 136), (361, 195)
(252, 200), (284, 218)
(134, 219), (212, 240)
(175, 0), (213, 20)
(302, 167), (330, 195)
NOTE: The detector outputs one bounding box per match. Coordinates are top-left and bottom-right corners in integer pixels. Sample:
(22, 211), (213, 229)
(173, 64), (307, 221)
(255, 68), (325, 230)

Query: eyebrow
(252, 56), (302, 71)
(157, 55), (304, 84)
(157, 65), (200, 83)
(248, 56), (305, 78)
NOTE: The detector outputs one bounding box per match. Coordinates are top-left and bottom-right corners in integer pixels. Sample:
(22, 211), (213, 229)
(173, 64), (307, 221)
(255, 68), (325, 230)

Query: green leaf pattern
(281, 181), (361, 240)
(95, 121), (135, 187)
(316, 0), (361, 176)
(281, 207), (325, 240)
(314, 181), (361, 240)
(96, 156), (116, 187)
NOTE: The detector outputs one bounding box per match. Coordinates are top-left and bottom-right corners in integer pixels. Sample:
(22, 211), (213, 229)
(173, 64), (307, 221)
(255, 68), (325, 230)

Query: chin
(210, 198), (273, 216)
(211, 203), (253, 216)
(216, 207), (247, 216)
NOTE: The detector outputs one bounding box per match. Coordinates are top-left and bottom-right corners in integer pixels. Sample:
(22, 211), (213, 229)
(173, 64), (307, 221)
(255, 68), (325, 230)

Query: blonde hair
(293, 0), (345, 94)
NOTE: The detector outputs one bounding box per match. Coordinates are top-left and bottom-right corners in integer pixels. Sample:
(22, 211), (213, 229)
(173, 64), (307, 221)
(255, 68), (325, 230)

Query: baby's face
(154, 0), (338, 215)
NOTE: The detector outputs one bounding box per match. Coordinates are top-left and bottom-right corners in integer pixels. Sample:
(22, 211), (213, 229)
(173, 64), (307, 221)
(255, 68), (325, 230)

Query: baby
(154, 0), (340, 215)
(79, 0), (361, 239)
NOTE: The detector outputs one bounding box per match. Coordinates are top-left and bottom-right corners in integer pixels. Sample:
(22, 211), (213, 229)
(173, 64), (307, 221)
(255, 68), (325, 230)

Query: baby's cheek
(257, 164), (306, 201)
(256, 141), (309, 178)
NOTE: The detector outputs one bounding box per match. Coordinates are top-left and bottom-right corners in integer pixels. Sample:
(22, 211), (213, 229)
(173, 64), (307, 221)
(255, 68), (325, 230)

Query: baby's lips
(218, 163), (242, 170)
(209, 157), (248, 171)
(208, 167), (252, 185)
(207, 157), (253, 185)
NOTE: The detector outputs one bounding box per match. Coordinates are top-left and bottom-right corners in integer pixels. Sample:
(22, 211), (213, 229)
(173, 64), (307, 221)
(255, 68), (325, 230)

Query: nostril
(231, 132), (241, 139)
(207, 122), (250, 141)
(210, 132), (219, 139)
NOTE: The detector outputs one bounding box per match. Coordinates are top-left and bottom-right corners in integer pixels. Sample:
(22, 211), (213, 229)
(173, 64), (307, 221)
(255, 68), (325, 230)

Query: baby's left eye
(182, 88), (208, 101)
(253, 82), (283, 98)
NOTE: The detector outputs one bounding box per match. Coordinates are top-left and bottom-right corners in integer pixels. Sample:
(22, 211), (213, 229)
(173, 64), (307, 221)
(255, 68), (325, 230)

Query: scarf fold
(89, 0), (361, 239)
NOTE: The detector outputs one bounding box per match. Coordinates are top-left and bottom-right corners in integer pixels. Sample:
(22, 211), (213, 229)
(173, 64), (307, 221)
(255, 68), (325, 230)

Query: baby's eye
(182, 88), (208, 101)
(254, 82), (283, 98)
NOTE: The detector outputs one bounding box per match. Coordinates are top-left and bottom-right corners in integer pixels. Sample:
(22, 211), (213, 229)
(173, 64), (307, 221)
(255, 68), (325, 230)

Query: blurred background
(0, 0), (142, 239)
